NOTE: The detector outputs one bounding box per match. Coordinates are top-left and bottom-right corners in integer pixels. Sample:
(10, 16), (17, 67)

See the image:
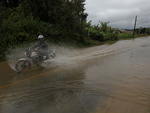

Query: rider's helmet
(38, 35), (44, 39)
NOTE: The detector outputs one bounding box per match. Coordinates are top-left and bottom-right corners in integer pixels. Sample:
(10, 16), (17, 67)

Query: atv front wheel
(15, 60), (31, 73)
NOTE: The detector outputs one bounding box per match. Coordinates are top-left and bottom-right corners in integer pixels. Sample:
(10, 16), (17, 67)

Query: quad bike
(15, 47), (56, 72)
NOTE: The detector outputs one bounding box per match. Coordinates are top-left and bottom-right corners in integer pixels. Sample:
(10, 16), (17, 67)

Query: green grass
(118, 33), (133, 40)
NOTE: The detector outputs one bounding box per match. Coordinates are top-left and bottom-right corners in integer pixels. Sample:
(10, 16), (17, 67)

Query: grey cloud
(85, 0), (150, 29)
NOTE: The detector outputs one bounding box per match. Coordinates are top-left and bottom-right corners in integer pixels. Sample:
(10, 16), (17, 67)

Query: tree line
(0, 0), (87, 59)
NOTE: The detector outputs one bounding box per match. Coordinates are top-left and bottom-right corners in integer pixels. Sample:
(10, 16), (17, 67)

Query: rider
(32, 34), (49, 60)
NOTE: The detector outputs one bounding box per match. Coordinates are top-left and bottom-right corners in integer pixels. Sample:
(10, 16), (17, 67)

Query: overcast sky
(85, 0), (150, 29)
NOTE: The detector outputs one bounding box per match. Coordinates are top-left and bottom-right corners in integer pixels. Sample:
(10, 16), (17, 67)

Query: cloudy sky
(85, 0), (150, 29)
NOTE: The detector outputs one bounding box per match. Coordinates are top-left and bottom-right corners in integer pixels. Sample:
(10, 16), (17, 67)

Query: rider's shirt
(32, 40), (49, 57)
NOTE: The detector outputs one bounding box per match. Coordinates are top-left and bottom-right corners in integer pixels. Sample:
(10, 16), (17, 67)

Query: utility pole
(133, 16), (138, 37)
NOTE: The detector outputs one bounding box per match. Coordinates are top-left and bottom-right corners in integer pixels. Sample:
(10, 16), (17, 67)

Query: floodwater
(0, 37), (150, 113)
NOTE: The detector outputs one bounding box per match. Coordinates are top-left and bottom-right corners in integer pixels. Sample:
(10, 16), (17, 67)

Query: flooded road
(0, 37), (150, 113)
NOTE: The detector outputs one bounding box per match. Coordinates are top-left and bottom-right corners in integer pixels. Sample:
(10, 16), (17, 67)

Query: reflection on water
(0, 67), (104, 113)
(0, 37), (150, 113)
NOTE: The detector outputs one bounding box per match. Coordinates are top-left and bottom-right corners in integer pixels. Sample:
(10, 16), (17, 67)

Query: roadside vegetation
(0, 0), (150, 60)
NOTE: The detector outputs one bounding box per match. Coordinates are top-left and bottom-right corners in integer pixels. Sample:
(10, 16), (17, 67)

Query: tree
(0, 0), (21, 7)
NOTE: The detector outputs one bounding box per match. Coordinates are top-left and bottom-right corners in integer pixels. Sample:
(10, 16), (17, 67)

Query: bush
(90, 31), (104, 41)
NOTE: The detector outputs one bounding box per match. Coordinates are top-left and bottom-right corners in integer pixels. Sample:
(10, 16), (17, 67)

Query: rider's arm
(31, 41), (40, 50)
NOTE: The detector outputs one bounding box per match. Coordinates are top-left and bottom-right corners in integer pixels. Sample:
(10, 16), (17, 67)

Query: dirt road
(0, 37), (150, 113)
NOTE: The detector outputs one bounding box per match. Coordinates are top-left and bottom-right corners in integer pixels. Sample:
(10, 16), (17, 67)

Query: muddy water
(0, 37), (150, 113)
